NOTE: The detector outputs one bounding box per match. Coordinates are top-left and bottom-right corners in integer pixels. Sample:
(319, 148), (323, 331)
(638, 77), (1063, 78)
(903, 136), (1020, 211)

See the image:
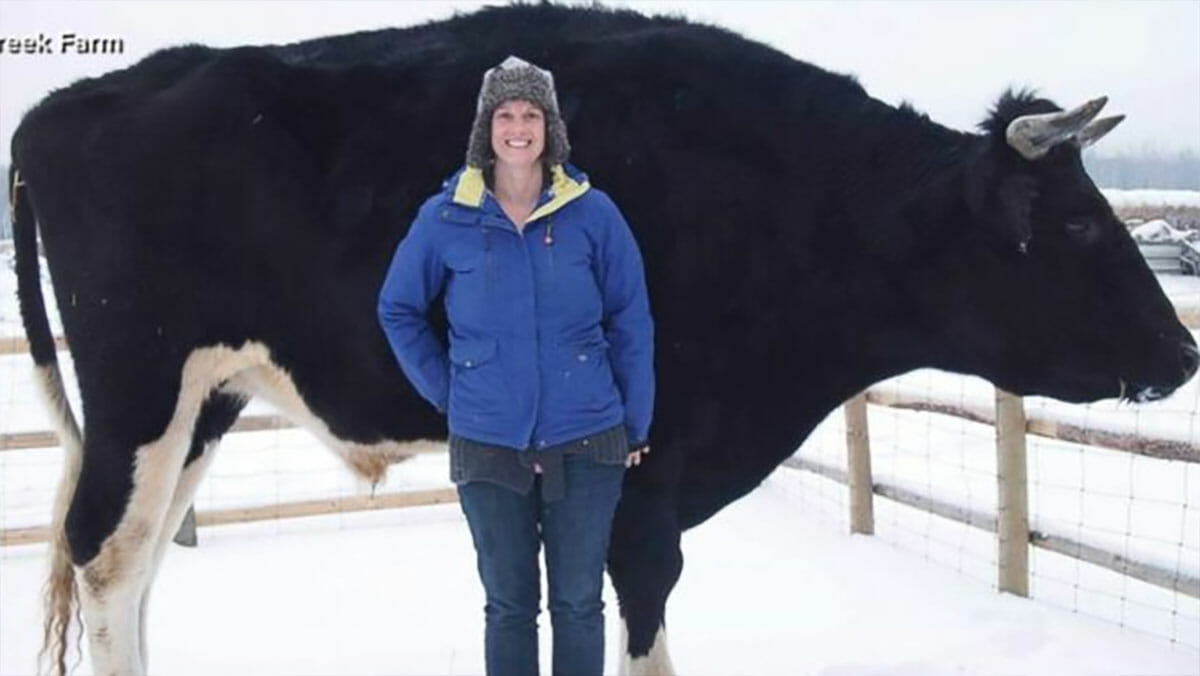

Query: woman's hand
(626, 443), (650, 467)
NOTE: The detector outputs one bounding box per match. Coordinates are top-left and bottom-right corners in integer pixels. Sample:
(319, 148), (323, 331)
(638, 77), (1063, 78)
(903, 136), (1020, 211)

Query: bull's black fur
(186, 391), (248, 465)
(11, 3), (1196, 663)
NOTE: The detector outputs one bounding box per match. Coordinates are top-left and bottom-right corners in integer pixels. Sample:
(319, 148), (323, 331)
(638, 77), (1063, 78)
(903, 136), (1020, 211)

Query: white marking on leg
(137, 439), (221, 670)
(622, 623), (674, 676)
(78, 569), (143, 676)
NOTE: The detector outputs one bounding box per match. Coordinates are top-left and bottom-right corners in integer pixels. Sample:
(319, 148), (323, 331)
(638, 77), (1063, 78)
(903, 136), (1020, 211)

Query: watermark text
(0, 33), (125, 56)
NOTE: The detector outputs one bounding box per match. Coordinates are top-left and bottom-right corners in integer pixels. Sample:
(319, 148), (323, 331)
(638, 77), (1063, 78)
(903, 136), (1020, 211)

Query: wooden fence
(786, 391), (1200, 599)
(1, 487), (459, 547)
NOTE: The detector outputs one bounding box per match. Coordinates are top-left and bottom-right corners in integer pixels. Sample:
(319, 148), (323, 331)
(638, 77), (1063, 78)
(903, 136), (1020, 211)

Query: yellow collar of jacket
(452, 164), (590, 223)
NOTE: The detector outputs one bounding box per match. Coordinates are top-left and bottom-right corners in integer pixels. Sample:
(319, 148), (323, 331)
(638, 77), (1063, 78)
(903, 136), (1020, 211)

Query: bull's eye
(1065, 220), (1096, 241)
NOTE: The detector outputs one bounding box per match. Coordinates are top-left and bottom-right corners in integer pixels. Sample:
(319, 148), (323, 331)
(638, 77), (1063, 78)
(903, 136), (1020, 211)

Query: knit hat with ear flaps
(465, 55), (571, 169)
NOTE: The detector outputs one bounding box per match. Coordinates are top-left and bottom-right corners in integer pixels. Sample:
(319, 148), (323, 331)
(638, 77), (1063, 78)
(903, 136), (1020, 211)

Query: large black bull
(9, 5), (1196, 674)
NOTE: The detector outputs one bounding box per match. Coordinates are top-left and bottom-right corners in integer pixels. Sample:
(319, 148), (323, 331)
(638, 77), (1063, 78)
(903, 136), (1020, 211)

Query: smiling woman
(377, 55), (655, 676)
(490, 100), (546, 227)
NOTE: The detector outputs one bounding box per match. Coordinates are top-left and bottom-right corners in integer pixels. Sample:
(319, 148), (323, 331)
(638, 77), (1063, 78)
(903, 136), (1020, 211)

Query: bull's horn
(1006, 96), (1108, 160)
(1075, 115), (1125, 149)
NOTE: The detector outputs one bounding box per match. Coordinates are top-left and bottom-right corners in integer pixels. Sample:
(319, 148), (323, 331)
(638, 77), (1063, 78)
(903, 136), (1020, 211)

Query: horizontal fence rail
(9, 390), (1194, 461)
(0, 487), (459, 547)
(1, 414), (296, 451)
(865, 390), (1199, 463)
(0, 336), (69, 355)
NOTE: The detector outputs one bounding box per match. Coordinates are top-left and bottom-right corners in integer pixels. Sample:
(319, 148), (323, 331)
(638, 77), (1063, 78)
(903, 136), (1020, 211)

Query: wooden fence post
(995, 388), (1029, 596)
(844, 392), (875, 535)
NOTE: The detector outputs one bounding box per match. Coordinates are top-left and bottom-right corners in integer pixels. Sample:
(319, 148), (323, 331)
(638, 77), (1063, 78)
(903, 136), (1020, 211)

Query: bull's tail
(10, 167), (85, 676)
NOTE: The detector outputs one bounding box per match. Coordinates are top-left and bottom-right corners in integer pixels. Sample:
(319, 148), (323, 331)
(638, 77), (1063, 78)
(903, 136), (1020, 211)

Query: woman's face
(490, 99), (546, 170)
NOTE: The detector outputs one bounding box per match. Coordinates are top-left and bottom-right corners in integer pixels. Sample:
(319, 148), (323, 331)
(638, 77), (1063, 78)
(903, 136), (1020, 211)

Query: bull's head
(939, 91), (1197, 403)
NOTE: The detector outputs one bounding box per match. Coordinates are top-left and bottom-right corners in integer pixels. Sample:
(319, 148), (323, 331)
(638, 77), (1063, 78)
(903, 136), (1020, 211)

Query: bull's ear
(967, 165), (1037, 254)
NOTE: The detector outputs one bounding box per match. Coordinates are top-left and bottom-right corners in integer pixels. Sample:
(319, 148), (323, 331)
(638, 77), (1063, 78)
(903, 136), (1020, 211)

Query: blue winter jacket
(378, 163), (654, 452)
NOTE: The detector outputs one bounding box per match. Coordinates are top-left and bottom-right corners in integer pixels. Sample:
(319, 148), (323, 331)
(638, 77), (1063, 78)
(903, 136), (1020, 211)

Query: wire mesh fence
(786, 364), (1200, 649)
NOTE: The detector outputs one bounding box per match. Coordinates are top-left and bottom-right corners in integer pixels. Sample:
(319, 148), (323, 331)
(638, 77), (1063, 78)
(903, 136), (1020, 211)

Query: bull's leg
(68, 426), (191, 676)
(608, 484), (684, 676)
(136, 391), (245, 668)
(68, 356), (252, 675)
(136, 439), (220, 668)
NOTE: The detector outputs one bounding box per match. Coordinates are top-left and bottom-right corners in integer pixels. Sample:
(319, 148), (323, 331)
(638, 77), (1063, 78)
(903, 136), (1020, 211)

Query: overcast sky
(1, 1), (1197, 166)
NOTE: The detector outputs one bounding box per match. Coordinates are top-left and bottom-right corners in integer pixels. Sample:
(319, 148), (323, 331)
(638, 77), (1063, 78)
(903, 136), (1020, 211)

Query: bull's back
(11, 43), (446, 442)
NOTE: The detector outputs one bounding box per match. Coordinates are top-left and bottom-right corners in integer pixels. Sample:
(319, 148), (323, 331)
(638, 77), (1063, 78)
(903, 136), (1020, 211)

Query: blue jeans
(458, 452), (625, 676)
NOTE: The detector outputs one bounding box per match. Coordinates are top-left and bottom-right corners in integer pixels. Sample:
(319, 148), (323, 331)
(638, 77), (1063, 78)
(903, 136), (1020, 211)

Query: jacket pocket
(445, 253), (481, 274)
(449, 337), (497, 368)
(553, 335), (618, 413)
(448, 338), (506, 424)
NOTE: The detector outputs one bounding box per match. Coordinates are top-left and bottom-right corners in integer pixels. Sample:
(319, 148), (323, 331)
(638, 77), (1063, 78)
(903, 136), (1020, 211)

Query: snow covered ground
(1, 468), (1198, 675)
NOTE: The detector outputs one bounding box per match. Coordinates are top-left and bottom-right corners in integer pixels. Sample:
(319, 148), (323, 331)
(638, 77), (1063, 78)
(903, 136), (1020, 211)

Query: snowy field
(3, 213), (1200, 674)
(1, 384), (1198, 673)
(2, 468), (1199, 675)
